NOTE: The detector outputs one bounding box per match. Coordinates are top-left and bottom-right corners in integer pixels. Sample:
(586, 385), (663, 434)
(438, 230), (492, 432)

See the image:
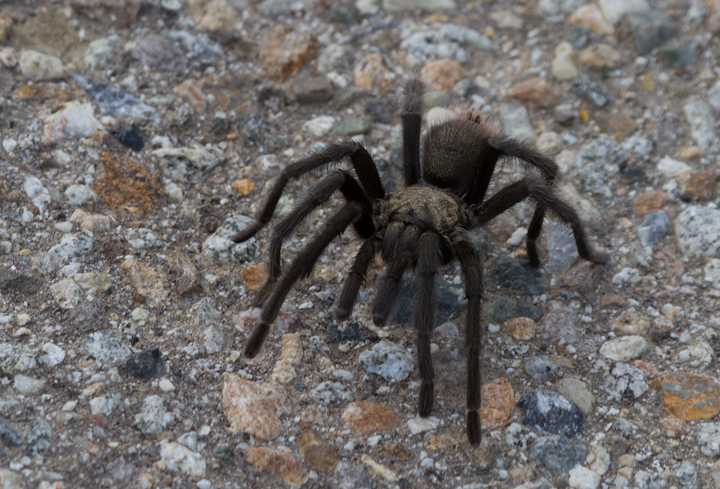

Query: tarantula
(232, 78), (608, 445)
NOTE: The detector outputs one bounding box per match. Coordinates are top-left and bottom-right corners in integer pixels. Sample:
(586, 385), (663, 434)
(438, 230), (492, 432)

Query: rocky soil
(1, 0), (720, 488)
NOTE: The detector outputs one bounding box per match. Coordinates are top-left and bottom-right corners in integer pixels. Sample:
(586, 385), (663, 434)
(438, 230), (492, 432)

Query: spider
(231, 78), (608, 445)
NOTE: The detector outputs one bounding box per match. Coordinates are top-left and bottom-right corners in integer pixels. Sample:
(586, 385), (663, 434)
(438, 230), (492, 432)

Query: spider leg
(244, 203), (363, 358)
(371, 252), (413, 326)
(231, 141), (386, 243)
(452, 230), (484, 446)
(402, 77), (425, 186)
(469, 177), (608, 265)
(488, 137), (561, 268)
(254, 170), (374, 307)
(416, 232), (442, 417)
(335, 235), (381, 320)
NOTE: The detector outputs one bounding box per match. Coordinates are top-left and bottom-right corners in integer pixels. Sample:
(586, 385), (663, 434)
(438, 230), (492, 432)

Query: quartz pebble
(358, 339), (414, 381)
(222, 374), (291, 440)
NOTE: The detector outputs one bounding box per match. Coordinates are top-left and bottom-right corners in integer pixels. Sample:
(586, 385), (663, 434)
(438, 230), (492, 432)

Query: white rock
(159, 379), (175, 392)
(552, 42), (579, 80)
(13, 374), (45, 395)
(599, 336), (648, 362)
(84, 36), (118, 68)
(675, 206), (720, 259)
(202, 215), (257, 264)
(65, 184), (98, 206)
(48, 231), (95, 260)
(24, 176), (51, 214)
(42, 101), (104, 145)
(2, 138), (17, 155)
(358, 339), (415, 381)
(407, 416), (440, 434)
(90, 395), (118, 416)
(165, 183), (184, 203)
(160, 441), (207, 477)
(38, 343), (65, 367)
(303, 115), (336, 137)
(135, 395), (176, 434)
(705, 259), (720, 288)
(19, 49), (64, 80)
(126, 227), (160, 249)
(598, 0), (650, 24)
(568, 465), (601, 489)
(152, 145), (224, 170)
(657, 156), (691, 179)
(50, 278), (84, 309)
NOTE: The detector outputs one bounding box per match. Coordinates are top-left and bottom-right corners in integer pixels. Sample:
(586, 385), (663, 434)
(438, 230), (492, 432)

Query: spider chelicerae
(232, 78), (608, 445)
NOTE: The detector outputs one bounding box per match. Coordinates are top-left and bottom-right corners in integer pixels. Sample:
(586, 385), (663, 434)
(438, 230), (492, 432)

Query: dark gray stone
(627, 10), (678, 55)
(524, 355), (564, 382)
(132, 34), (188, 71)
(0, 419), (23, 447)
(0, 269), (42, 295)
(119, 349), (164, 382)
(487, 297), (544, 323)
(365, 98), (394, 124)
(570, 75), (613, 107)
(75, 76), (156, 119)
(636, 210), (669, 248)
(292, 75), (334, 105)
(517, 390), (586, 439)
(237, 114), (288, 154)
(660, 45), (696, 69)
(569, 25), (590, 49)
(488, 256), (546, 295)
(27, 420), (51, 458)
(529, 435), (587, 475)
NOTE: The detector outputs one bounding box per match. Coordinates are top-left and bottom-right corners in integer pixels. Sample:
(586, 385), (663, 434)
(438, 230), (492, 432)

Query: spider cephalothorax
(232, 78), (608, 445)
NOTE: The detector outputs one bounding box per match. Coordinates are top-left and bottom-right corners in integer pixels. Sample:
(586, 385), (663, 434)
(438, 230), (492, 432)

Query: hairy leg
(469, 177), (608, 265)
(402, 78), (425, 186)
(232, 141), (385, 243)
(416, 232), (442, 417)
(244, 203), (363, 358)
(254, 170), (374, 307)
(336, 235), (381, 320)
(452, 230), (484, 445)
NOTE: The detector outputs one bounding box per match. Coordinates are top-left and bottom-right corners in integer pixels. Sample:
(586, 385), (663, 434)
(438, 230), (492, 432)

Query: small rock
(569, 24), (591, 49)
(14, 374), (45, 395)
(661, 372), (720, 421)
(579, 44), (621, 69)
(599, 336), (648, 362)
(557, 378), (594, 416)
(698, 423), (720, 456)
(498, 104), (536, 140)
(84, 36), (119, 68)
(574, 135), (627, 201)
(159, 441), (206, 477)
(303, 116), (336, 138)
(636, 211), (669, 248)
(222, 374), (291, 440)
(334, 115), (373, 136)
(19, 50), (63, 81)
(661, 417), (688, 438)
(121, 256), (168, 306)
(69, 209), (114, 233)
(489, 256), (545, 295)
(65, 184), (98, 206)
(342, 402), (399, 433)
(384, 0), (456, 10)
(332, 462), (372, 489)
(202, 215), (258, 263)
(626, 10), (678, 55)
(570, 75), (613, 107)
(673, 461), (698, 489)
(297, 430), (339, 472)
(113, 128), (144, 152)
(529, 435), (587, 476)
(407, 416), (440, 434)
(166, 29), (223, 63)
(126, 228), (160, 250)
(598, 0), (650, 25)
(392, 270), (464, 325)
(603, 363), (649, 399)
(24, 176), (51, 214)
(525, 355), (564, 382)
(683, 99), (717, 150)
(291, 75), (334, 104)
(119, 349), (164, 382)
(48, 231), (95, 261)
(509, 317), (536, 341)
(50, 278), (83, 309)
(358, 339), (415, 381)
(480, 377), (515, 429)
(175, 79), (207, 113)
(420, 59), (465, 92)
(133, 34), (188, 71)
(568, 5), (614, 35)
(516, 390), (586, 438)
(568, 465), (601, 489)
(547, 220), (580, 272)
(633, 190), (670, 218)
(134, 395), (175, 434)
(26, 420), (51, 458)
(245, 447), (308, 485)
(551, 42), (579, 80)
(508, 77), (558, 108)
(0, 419), (23, 447)
(38, 343), (66, 368)
(152, 145), (225, 170)
(84, 331), (131, 363)
(311, 381), (353, 405)
(75, 76), (156, 119)
(42, 102), (104, 145)
(660, 45), (697, 69)
(675, 206), (720, 259)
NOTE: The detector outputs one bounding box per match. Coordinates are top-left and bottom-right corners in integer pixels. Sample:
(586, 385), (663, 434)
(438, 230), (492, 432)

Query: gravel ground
(1, 0), (720, 488)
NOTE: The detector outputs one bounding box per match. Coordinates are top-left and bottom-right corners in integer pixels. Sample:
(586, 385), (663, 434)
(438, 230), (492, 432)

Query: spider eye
(407, 209), (416, 216)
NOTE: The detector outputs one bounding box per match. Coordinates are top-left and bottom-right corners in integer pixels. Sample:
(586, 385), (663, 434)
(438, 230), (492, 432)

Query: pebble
(311, 381), (353, 405)
(547, 221), (580, 272)
(660, 45), (697, 69)
(113, 128), (144, 152)
(245, 447), (308, 485)
(84, 331), (131, 363)
(84, 36), (119, 68)
(407, 416), (440, 434)
(675, 206), (720, 259)
(569, 24), (591, 49)
(69, 209), (113, 233)
(603, 363), (649, 399)
(24, 176), (51, 214)
(332, 461), (372, 489)
(698, 423), (720, 456)
(359, 339), (414, 380)
(42, 101), (105, 145)
(26, 420), (51, 458)
(598, 0), (650, 25)
(153, 145), (225, 170)
(636, 211), (669, 248)
(334, 114), (373, 136)
(498, 104), (536, 140)
(516, 391), (586, 438)
(673, 461), (698, 488)
(626, 10), (678, 55)
(75, 76), (157, 119)
(134, 395), (176, 434)
(400, 23), (491, 64)
(13, 374), (45, 395)
(557, 378), (594, 416)
(297, 430), (339, 472)
(488, 256), (545, 295)
(119, 349), (164, 382)
(488, 297), (544, 323)
(420, 59), (465, 92)
(260, 29), (319, 83)
(683, 99), (717, 150)
(551, 42), (579, 80)
(303, 115), (336, 137)
(621, 134), (653, 156)
(0, 419), (23, 447)
(166, 29), (223, 63)
(568, 5), (614, 35)
(709, 80), (720, 113)
(341, 402), (400, 433)
(48, 231), (95, 261)
(19, 50), (63, 81)
(661, 372), (720, 421)
(270, 334), (303, 384)
(126, 227), (160, 249)
(202, 215), (258, 263)
(579, 44), (621, 69)
(64, 184), (98, 206)
(0, 470), (24, 488)
(222, 374), (291, 440)
(568, 465), (601, 489)
(133, 34), (188, 71)
(570, 75), (613, 107)
(705, 259), (720, 288)
(481, 377), (515, 429)
(529, 435), (587, 475)
(160, 440), (206, 477)
(508, 317), (536, 341)
(574, 135), (627, 201)
(49, 278), (83, 309)
(633, 189), (669, 218)
(525, 355), (564, 383)
(38, 343), (66, 368)
(599, 336), (648, 362)
(508, 77), (558, 108)
(121, 256), (168, 306)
